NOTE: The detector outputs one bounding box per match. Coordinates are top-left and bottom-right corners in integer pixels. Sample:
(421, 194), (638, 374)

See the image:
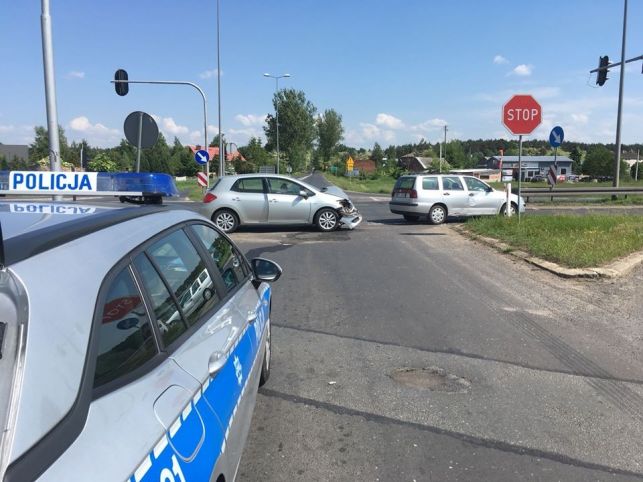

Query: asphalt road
(232, 173), (643, 481)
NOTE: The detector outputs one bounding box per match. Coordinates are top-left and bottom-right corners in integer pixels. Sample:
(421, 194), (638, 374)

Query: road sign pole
(136, 111), (143, 172)
(506, 182), (511, 218)
(519, 135), (523, 220)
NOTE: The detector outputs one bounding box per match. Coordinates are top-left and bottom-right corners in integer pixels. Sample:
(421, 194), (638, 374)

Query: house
(478, 155), (573, 180)
(0, 144), (29, 165)
(398, 154), (432, 172)
(187, 145), (245, 162)
(449, 168), (501, 182)
(354, 158), (376, 174)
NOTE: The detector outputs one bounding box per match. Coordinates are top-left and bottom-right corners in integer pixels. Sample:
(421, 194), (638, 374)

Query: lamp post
(216, 0), (224, 177)
(263, 73), (290, 174)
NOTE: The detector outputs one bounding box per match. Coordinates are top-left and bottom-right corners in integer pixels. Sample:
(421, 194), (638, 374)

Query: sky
(1, 0), (642, 150)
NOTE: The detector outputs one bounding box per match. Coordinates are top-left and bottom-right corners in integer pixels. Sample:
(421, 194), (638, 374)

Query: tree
(141, 133), (171, 173)
(170, 137), (197, 176)
(29, 125), (73, 165)
(582, 146), (612, 176)
(264, 89), (317, 172)
(569, 146), (584, 174)
(371, 143), (384, 165)
(445, 140), (468, 168)
(238, 137), (270, 167)
(209, 133), (226, 148)
(316, 109), (344, 166)
(87, 152), (118, 172)
(384, 145), (397, 165)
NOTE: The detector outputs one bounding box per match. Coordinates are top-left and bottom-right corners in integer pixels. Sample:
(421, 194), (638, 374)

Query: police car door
(186, 223), (266, 477)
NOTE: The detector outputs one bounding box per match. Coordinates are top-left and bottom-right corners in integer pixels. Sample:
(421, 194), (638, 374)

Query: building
(449, 168), (501, 182)
(478, 155), (573, 180)
(354, 158), (376, 174)
(398, 154), (432, 172)
(0, 144), (29, 165)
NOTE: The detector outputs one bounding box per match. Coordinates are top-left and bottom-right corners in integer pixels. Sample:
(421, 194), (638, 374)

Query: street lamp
(263, 73), (290, 174)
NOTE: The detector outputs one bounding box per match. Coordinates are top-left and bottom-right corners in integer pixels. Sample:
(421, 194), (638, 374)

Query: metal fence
(520, 186), (643, 200)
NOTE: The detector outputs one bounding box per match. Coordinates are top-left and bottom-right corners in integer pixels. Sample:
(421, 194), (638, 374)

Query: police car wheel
(213, 209), (239, 233)
(259, 323), (271, 386)
(315, 208), (339, 232)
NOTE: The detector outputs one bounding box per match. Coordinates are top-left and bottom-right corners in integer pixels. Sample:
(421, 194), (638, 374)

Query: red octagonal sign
(502, 95), (542, 135)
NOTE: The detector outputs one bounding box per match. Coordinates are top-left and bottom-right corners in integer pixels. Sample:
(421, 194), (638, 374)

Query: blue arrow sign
(549, 126), (564, 148)
(195, 149), (210, 165)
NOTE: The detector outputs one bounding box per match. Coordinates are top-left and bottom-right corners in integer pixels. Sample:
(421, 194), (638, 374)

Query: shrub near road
(466, 215), (643, 268)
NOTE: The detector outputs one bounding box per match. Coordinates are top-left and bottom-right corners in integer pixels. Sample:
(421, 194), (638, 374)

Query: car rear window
(422, 177), (439, 190)
(394, 177), (416, 190)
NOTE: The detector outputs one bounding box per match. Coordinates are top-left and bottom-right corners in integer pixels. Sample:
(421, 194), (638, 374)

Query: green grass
(466, 214), (643, 268)
(329, 174), (396, 194)
(176, 179), (207, 201)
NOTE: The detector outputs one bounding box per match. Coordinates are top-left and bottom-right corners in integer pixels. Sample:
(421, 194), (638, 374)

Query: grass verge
(465, 214), (643, 268)
(176, 179), (207, 201)
(328, 174), (395, 194)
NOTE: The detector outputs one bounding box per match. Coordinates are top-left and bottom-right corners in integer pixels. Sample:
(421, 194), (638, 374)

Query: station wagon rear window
(394, 177), (416, 190)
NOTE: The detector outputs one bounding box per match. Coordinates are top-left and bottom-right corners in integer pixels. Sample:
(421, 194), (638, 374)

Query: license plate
(395, 192), (408, 198)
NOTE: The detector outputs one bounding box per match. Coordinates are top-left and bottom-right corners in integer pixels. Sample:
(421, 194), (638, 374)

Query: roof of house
(487, 155), (573, 163)
(187, 145), (245, 162)
(0, 144), (29, 161)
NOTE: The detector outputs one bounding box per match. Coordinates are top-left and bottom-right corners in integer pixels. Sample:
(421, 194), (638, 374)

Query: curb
(451, 225), (643, 279)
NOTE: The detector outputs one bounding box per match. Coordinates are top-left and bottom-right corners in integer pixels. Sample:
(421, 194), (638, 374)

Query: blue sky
(1, 0), (642, 149)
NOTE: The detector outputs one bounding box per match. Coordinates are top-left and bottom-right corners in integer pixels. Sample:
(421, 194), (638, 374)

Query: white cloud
(66, 71), (85, 79)
(511, 64), (533, 76)
(227, 127), (263, 145)
(161, 117), (189, 137)
(0, 124), (15, 133)
(235, 114), (267, 127)
(570, 113), (589, 124)
(375, 113), (404, 129)
(493, 55), (509, 65)
(68, 116), (120, 147)
(200, 69), (222, 79)
(411, 118), (448, 132)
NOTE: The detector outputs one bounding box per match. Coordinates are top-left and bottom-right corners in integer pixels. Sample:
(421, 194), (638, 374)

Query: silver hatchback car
(200, 174), (362, 233)
(389, 174), (525, 224)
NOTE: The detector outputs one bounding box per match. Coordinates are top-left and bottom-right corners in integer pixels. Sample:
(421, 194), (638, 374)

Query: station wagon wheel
(428, 205), (447, 225)
(212, 209), (239, 233)
(315, 208), (339, 232)
(501, 202), (518, 216)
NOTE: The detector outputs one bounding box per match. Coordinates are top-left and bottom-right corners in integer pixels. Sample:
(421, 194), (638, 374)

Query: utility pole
(216, 0), (224, 177)
(613, 0), (627, 188)
(443, 124), (448, 169)
(636, 149), (640, 181)
(40, 0), (61, 186)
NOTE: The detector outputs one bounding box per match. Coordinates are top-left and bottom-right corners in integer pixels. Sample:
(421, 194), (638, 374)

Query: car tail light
(410, 189), (418, 199)
(203, 192), (217, 203)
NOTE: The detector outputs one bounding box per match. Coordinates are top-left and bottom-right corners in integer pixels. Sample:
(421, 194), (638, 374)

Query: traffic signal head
(596, 56), (609, 86)
(114, 69), (129, 96)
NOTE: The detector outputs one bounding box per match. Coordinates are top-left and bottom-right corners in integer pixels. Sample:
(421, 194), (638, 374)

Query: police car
(0, 171), (281, 481)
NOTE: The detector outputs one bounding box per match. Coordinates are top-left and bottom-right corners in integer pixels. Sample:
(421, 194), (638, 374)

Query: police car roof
(0, 201), (167, 267)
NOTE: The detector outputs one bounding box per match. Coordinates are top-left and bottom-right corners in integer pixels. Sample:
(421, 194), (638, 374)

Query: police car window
(232, 178), (264, 193)
(146, 230), (221, 327)
(443, 176), (464, 190)
(464, 177), (489, 192)
(190, 224), (246, 292)
(134, 254), (187, 346)
(94, 267), (157, 388)
(422, 177), (439, 190)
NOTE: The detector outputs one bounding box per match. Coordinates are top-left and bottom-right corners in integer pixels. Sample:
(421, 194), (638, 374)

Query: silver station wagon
(389, 174), (525, 224)
(200, 174), (362, 233)
(0, 181), (282, 481)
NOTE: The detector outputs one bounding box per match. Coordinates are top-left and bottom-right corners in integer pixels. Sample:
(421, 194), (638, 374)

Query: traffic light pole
(112, 79), (209, 185)
(613, 0), (628, 189)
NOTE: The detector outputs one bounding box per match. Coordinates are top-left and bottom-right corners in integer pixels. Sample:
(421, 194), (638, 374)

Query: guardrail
(519, 186), (643, 201)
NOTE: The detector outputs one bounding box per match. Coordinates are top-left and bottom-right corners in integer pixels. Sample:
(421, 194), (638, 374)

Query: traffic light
(596, 56), (609, 86)
(114, 69), (129, 96)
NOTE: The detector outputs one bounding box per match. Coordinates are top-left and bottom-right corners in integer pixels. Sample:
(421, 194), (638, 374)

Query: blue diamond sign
(195, 149), (210, 165)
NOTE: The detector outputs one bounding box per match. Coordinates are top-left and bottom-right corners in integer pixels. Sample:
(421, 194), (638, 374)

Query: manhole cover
(390, 366), (471, 393)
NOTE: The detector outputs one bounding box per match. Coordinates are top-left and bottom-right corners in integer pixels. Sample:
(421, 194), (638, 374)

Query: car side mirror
(251, 257), (283, 282)
(486, 186), (494, 193)
(299, 189), (309, 199)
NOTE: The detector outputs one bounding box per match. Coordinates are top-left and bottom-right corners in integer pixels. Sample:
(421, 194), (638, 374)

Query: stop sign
(502, 95), (542, 135)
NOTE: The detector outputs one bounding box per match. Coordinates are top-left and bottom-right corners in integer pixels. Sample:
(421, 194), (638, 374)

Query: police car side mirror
(251, 258), (283, 282)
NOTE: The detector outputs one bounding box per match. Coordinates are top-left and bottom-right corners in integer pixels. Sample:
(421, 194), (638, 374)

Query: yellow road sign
(346, 156), (354, 171)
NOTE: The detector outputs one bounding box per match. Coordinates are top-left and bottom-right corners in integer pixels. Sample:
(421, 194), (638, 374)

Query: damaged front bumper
(337, 199), (363, 230)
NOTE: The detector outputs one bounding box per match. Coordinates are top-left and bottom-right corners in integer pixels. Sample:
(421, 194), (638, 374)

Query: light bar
(0, 171), (179, 198)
